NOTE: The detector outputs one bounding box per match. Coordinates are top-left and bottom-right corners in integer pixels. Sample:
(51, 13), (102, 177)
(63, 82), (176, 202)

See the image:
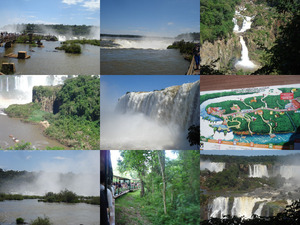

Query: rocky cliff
(32, 86), (62, 113)
(200, 35), (241, 71)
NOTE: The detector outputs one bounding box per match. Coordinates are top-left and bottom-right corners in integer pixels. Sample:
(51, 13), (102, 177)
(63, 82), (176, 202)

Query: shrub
(30, 216), (52, 225)
(16, 217), (25, 224)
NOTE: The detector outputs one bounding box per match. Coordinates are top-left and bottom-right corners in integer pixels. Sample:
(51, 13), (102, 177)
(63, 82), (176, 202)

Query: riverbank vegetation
(41, 189), (100, 205)
(167, 40), (196, 61)
(116, 150), (200, 225)
(62, 39), (100, 46)
(6, 23), (97, 36)
(4, 76), (100, 150)
(55, 43), (81, 54)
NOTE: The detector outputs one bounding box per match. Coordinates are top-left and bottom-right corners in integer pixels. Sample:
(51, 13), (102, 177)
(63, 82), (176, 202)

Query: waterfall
(235, 36), (257, 69)
(115, 80), (200, 130)
(210, 197), (229, 218)
(200, 162), (225, 172)
(210, 197), (271, 219)
(254, 202), (266, 216)
(0, 75), (70, 108)
(233, 9), (256, 70)
(231, 197), (266, 219)
(249, 164), (269, 178)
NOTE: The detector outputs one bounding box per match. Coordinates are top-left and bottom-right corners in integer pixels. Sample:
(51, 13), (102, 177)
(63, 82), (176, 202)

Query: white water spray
(200, 161), (225, 172)
(0, 75), (70, 108)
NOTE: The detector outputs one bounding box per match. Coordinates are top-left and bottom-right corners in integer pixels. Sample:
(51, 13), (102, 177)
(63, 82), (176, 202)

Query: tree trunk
(139, 173), (145, 197)
(157, 150), (167, 215)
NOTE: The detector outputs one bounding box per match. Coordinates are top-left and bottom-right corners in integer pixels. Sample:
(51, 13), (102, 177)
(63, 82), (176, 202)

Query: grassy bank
(115, 190), (152, 225)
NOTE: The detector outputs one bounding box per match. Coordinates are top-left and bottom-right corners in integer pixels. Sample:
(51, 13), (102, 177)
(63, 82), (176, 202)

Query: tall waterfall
(200, 161), (225, 172)
(210, 197), (229, 218)
(233, 9), (256, 70)
(210, 197), (270, 219)
(0, 75), (70, 108)
(249, 164), (269, 178)
(115, 80), (200, 130)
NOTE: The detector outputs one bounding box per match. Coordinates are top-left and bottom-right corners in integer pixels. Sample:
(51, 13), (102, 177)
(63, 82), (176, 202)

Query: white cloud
(26, 156), (32, 160)
(62, 0), (84, 5)
(167, 22), (174, 25)
(53, 156), (67, 160)
(82, 0), (100, 11)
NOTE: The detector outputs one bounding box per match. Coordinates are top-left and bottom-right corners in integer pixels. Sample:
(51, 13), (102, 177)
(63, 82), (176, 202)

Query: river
(100, 36), (190, 75)
(0, 41), (100, 75)
(0, 199), (99, 225)
(0, 113), (65, 149)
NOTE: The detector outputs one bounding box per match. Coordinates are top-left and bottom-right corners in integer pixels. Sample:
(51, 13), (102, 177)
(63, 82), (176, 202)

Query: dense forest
(116, 150), (200, 225)
(4, 76), (100, 150)
(200, 153), (300, 164)
(200, 0), (241, 43)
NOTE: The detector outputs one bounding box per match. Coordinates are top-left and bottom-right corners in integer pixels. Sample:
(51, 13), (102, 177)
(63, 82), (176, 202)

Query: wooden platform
(200, 75), (300, 92)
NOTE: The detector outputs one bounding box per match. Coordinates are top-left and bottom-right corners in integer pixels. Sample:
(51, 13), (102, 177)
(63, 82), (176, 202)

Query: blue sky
(101, 0), (200, 37)
(0, 0), (100, 28)
(200, 150), (299, 156)
(0, 151), (99, 174)
(101, 75), (199, 110)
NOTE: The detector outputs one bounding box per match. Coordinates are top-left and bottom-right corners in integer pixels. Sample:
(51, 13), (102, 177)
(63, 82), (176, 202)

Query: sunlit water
(0, 41), (100, 75)
(0, 199), (99, 225)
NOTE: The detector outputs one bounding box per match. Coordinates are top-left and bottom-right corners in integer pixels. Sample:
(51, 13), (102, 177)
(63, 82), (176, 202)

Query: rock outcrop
(32, 86), (62, 113)
(200, 35), (241, 71)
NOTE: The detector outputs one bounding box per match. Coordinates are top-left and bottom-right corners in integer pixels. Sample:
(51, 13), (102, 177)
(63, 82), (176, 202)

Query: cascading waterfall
(200, 162), (225, 172)
(249, 164), (269, 178)
(233, 8), (256, 70)
(210, 197), (270, 219)
(115, 80), (200, 130)
(0, 75), (71, 108)
(210, 197), (229, 218)
(254, 202), (266, 216)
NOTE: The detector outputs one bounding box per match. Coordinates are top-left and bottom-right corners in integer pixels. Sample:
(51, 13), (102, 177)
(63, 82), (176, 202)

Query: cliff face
(200, 35), (241, 70)
(32, 86), (62, 113)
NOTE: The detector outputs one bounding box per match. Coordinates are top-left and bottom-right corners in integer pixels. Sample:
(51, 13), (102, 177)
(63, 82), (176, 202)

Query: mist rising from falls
(279, 165), (300, 179)
(249, 164), (269, 178)
(101, 80), (200, 150)
(0, 75), (70, 108)
(200, 161), (225, 172)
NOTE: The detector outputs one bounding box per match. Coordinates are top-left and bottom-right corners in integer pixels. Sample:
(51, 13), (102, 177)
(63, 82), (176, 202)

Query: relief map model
(200, 84), (300, 150)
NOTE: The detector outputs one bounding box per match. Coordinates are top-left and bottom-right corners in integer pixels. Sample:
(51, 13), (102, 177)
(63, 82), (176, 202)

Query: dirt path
(115, 191), (152, 225)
